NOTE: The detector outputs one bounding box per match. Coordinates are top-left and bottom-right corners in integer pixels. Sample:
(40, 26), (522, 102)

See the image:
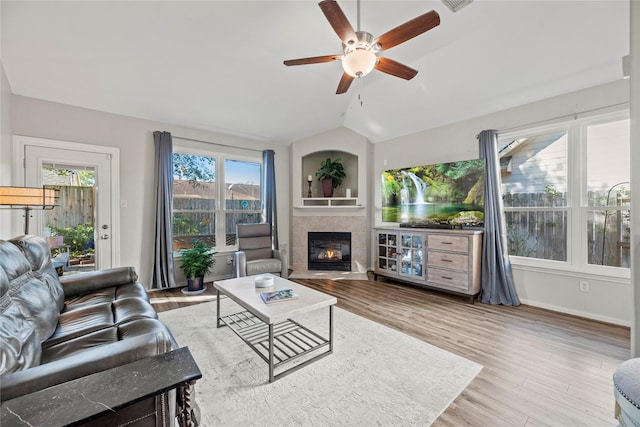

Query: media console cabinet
(373, 227), (483, 303)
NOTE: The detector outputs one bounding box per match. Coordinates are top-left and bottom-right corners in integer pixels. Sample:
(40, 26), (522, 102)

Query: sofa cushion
(59, 267), (140, 298)
(3, 325), (178, 401)
(113, 298), (158, 323)
(10, 235), (65, 312)
(63, 283), (150, 312)
(41, 319), (177, 365)
(44, 303), (115, 348)
(0, 241), (60, 343)
(247, 258), (283, 276)
(45, 298), (158, 348)
(0, 267), (41, 375)
(63, 287), (117, 312)
(41, 327), (119, 363)
(237, 223), (274, 261)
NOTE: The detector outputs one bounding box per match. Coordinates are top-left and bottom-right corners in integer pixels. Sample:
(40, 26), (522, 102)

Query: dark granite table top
(1, 346), (201, 426)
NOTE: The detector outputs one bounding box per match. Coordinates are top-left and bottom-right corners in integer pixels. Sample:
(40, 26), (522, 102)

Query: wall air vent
(441, 0), (473, 13)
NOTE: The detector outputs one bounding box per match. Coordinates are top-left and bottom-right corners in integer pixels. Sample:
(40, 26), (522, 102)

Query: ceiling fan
(284, 0), (440, 94)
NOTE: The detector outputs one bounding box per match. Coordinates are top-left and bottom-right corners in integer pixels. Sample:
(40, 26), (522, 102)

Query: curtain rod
(476, 101), (629, 139)
(173, 135), (264, 153)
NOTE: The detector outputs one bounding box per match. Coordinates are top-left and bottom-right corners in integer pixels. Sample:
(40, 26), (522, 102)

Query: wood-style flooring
(148, 275), (630, 427)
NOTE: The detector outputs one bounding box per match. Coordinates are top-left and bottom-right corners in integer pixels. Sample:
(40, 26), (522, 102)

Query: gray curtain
(262, 149), (278, 249)
(151, 131), (177, 289)
(478, 129), (520, 305)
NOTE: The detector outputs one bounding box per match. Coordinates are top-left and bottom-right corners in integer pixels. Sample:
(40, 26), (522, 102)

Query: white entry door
(19, 138), (118, 270)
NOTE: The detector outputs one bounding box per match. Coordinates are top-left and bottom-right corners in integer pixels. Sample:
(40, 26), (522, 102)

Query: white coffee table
(214, 274), (337, 382)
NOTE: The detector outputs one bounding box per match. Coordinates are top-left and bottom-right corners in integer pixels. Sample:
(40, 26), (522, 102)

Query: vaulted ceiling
(1, 1), (630, 144)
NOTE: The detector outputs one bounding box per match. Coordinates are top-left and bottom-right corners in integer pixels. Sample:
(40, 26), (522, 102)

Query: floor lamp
(0, 186), (57, 234)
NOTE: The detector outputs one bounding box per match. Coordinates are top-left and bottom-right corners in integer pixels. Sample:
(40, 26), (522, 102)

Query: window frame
(172, 142), (263, 254)
(499, 109), (631, 280)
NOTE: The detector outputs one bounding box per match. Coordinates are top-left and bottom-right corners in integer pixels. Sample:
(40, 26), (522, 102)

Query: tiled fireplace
(291, 216), (367, 275)
(308, 231), (352, 271)
(290, 129), (370, 276)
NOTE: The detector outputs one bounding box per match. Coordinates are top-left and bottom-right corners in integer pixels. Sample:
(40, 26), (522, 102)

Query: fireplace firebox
(308, 232), (351, 271)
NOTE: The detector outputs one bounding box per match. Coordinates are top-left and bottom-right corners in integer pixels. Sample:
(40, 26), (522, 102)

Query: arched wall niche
(302, 150), (358, 198)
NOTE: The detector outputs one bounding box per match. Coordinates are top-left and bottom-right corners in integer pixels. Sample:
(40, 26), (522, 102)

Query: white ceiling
(1, 1), (630, 144)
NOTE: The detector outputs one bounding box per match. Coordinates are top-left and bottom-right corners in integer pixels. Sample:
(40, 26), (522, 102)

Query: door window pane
(42, 164), (96, 274)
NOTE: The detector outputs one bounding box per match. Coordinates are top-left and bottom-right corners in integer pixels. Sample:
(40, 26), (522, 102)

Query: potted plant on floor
(179, 239), (216, 292)
(316, 157), (346, 197)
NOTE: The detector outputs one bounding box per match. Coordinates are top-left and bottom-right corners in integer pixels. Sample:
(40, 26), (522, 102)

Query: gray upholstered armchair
(232, 223), (288, 278)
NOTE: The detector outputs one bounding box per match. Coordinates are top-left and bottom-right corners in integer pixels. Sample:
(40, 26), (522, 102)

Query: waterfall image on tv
(381, 159), (485, 226)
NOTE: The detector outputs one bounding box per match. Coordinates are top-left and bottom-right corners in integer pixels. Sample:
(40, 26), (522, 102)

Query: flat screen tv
(381, 159), (485, 227)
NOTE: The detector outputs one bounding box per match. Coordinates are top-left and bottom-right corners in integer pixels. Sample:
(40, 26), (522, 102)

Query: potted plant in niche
(179, 239), (216, 292)
(316, 157), (346, 197)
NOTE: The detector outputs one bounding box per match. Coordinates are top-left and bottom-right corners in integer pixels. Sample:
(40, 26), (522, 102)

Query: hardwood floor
(148, 275), (630, 426)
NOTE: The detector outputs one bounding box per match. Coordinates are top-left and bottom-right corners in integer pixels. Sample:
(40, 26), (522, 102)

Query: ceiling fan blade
(319, 0), (358, 46)
(336, 72), (354, 94)
(284, 55), (342, 66)
(375, 10), (440, 51)
(374, 57), (418, 80)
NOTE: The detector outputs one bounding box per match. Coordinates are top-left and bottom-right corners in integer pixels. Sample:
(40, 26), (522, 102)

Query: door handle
(100, 234), (110, 240)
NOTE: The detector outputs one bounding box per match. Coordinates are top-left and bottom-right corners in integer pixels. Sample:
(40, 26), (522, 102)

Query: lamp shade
(0, 186), (57, 208)
(342, 49), (377, 78)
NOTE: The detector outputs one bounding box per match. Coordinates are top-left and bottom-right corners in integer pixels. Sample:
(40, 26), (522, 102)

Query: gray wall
(372, 79), (632, 326)
(9, 95), (290, 287)
(0, 61), (14, 234)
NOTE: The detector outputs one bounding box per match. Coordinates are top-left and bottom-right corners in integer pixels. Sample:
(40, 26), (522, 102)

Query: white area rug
(159, 300), (482, 426)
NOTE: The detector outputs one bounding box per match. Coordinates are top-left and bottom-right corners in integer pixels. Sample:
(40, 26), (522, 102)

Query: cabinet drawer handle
(441, 275), (453, 280)
(441, 259), (452, 262)
(441, 241), (453, 245)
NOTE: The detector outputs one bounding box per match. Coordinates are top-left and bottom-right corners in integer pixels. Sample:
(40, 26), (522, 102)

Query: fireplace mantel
(295, 197), (364, 208)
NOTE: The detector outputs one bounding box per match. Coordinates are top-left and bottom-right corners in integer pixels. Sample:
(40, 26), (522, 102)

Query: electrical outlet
(226, 256), (233, 265)
(579, 280), (590, 292)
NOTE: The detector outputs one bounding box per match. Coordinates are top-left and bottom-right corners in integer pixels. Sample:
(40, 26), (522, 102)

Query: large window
(172, 150), (262, 252)
(500, 112), (630, 273)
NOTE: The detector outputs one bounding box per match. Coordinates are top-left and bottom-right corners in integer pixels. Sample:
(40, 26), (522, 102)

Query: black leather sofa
(0, 235), (197, 426)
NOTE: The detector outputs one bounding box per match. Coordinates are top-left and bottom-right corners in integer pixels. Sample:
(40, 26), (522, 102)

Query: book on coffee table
(260, 289), (298, 304)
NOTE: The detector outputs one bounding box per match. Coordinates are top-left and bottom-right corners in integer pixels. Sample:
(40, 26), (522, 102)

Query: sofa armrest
(1, 329), (173, 401)
(232, 251), (247, 278)
(274, 243), (289, 279)
(59, 266), (139, 297)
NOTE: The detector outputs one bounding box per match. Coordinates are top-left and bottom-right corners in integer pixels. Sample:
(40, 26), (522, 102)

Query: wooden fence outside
(503, 191), (630, 267)
(44, 186), (94, 229)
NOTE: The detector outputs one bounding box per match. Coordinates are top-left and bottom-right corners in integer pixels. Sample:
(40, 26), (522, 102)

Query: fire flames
(319, 249), (342, 260)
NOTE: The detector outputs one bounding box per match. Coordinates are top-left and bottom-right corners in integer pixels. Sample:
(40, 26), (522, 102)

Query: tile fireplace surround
(291, 216), (368, 275)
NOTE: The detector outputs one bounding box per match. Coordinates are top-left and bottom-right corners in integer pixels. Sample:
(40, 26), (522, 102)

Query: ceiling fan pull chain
(358, 78), (364, 107)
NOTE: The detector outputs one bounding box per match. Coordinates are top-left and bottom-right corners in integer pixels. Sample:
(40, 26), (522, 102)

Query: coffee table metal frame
(214, 275), (336, 383)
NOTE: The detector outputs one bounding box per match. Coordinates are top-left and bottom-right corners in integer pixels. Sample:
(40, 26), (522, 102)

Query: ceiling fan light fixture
(441, 0), (473, 13)
(342, 49), (377, 78)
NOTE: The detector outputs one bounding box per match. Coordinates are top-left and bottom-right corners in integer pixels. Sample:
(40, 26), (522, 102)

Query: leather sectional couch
(0, 235), (198, 426)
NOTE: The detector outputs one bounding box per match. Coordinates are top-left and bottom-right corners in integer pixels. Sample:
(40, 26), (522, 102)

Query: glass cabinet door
(399, 233), (424, 279)
(377, 232), (398, 273)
